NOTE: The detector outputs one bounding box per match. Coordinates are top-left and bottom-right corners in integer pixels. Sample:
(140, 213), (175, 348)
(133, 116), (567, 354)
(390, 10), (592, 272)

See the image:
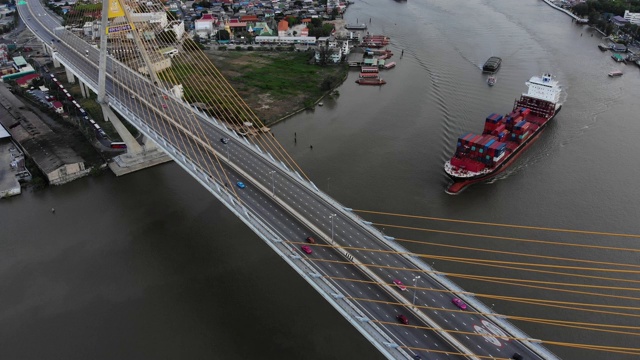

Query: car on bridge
(452, 297), (467, 310)
(305, 236), (316, 244)
(236, 181), (246, 189)
(393, 279), (407, 291)
(161, 104), (168, 109)
(220, 138), (229, 144)
(300, 245), (312, 254)
(396, 314), (409, 325)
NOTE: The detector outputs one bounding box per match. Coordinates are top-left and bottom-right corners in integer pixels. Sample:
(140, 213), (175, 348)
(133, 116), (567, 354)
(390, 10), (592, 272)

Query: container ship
(444, 73), (562, 194)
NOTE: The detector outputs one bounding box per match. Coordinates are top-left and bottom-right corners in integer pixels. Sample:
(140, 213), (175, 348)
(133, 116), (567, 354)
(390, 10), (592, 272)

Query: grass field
(161, 50), (347, 124)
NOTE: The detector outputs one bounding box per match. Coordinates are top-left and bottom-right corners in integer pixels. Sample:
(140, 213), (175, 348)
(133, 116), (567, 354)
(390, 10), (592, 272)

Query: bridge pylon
(98, 0), (171, 176)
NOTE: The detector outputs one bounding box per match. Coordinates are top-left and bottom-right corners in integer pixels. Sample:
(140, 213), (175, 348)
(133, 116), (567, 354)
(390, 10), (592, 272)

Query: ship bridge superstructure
(524, 73), (561, 104)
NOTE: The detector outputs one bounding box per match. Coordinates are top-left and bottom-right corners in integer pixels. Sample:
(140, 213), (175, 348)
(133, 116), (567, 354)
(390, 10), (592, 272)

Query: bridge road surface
(20, 2), (546, 359)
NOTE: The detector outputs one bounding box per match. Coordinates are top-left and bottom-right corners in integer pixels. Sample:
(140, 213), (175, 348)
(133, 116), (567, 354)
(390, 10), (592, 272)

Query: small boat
(598, 43), (610, 51)
(611, 53), (625, 62)
(383, 61), (396, 69)
(487, 76), (496, 86)
(356, 77), (386, 85)
(345, 23), (367, 30)
(608, 70), (623, 77)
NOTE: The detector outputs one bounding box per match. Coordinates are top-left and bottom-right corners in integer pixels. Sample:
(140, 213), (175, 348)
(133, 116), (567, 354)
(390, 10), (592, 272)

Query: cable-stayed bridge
(16, 1), (558, 359)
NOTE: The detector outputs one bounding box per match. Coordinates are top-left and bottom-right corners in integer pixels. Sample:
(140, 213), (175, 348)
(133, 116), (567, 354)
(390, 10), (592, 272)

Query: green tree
(217, 29), (230, 41)
(605, 22), (615, 36)
(573, 3), (589, 17)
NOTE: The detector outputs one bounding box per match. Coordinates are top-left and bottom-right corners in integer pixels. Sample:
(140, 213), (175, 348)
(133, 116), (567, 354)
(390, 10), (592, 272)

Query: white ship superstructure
(524, 73), (562, 108)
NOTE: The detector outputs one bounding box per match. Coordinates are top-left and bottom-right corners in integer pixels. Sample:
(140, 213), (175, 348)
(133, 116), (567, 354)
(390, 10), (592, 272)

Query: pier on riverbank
(541, 0), (585, 22)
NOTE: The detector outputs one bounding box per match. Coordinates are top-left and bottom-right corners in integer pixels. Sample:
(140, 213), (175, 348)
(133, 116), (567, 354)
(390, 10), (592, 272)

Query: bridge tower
(98, 0), (171, 176)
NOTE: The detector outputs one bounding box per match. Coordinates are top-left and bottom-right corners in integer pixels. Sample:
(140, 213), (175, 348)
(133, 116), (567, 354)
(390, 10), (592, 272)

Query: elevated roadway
(17, 2), (559, 359)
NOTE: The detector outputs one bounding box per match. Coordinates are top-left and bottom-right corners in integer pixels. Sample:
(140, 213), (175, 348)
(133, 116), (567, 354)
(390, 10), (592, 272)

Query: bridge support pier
(41, 42), (49, 56)
(65, 67), (75, 84)
(101, 104), (171, 176)
(52, 57), (60, 68)
(79, 80), (88, 99)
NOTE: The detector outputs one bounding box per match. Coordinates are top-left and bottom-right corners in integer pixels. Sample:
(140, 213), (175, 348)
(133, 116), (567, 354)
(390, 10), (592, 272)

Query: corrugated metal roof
(0, 123), (10, 139)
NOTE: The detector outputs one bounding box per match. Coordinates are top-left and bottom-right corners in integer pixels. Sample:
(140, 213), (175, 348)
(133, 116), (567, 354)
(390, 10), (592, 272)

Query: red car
(301, 245), (312, 254)
(306, 236), (316, 244)
(161, 104), (168, 109)
(393, 279), (407, 291)
(452, 298), (467, 310)
(396, 314), (409, 325)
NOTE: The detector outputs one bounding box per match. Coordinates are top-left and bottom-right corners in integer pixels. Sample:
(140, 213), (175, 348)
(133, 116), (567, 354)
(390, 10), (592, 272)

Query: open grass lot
(181, 50), (347, 124)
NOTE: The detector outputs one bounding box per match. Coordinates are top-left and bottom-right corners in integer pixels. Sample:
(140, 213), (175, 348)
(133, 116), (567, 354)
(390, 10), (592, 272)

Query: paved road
(17, 3), (549, 360)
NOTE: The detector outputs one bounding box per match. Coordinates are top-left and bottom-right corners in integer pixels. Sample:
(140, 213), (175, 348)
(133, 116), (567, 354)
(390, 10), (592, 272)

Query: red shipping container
(469, 135), (483, 145)
(520, 108), (531, 116)
(491, 124), (506, 135)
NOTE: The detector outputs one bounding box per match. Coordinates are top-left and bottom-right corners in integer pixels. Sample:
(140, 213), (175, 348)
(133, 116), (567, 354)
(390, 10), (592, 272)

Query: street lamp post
(269, 170), (276, 196)
(412, 276), (421, 306)
(330, 214), (337, 242)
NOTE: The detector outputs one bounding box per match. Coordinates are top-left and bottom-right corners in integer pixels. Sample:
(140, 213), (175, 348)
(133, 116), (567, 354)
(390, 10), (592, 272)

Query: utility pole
(269, 171), (276, 196)
(412, 276), (421, 306)
(330, 214), (337, 242)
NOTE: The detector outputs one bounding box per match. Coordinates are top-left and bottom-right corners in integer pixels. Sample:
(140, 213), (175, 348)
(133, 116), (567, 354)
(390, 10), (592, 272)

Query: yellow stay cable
(373, 222), (640, 253)
(396, 237), (640, 270)
(355, 209), (640, 239)
(310, 258), (640, 312)
(288, 241), (640, 287)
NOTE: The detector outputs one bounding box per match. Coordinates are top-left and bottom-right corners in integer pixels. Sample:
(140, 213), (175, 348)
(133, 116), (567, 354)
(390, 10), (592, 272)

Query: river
(2, 0), (640, 359)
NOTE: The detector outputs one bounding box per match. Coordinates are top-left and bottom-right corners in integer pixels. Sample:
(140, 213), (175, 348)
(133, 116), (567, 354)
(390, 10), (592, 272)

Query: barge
(482, 56), (502, 73)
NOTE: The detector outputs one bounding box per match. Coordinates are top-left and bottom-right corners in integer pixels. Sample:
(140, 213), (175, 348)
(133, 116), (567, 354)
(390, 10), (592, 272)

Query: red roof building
(277, 20), (289, 37)
(51, 101), (64, 114)
(240, 15), (259, 23)
(15, 73), (40, 87)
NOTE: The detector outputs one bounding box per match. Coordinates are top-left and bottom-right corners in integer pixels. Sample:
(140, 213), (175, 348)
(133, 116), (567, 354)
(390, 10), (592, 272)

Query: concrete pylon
(65, 67), (75, 84)
(79, 80), (88, 98)
(102, 104), (171, 176)
(142, 135), (159, 151)
(52, 57), (60, 68)
(101, 104), (143, 154)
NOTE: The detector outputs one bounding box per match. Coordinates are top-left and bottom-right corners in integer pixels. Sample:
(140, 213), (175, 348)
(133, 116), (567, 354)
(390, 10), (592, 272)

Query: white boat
(487, 76), (496, 86)
(608, 70), (623, 77)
